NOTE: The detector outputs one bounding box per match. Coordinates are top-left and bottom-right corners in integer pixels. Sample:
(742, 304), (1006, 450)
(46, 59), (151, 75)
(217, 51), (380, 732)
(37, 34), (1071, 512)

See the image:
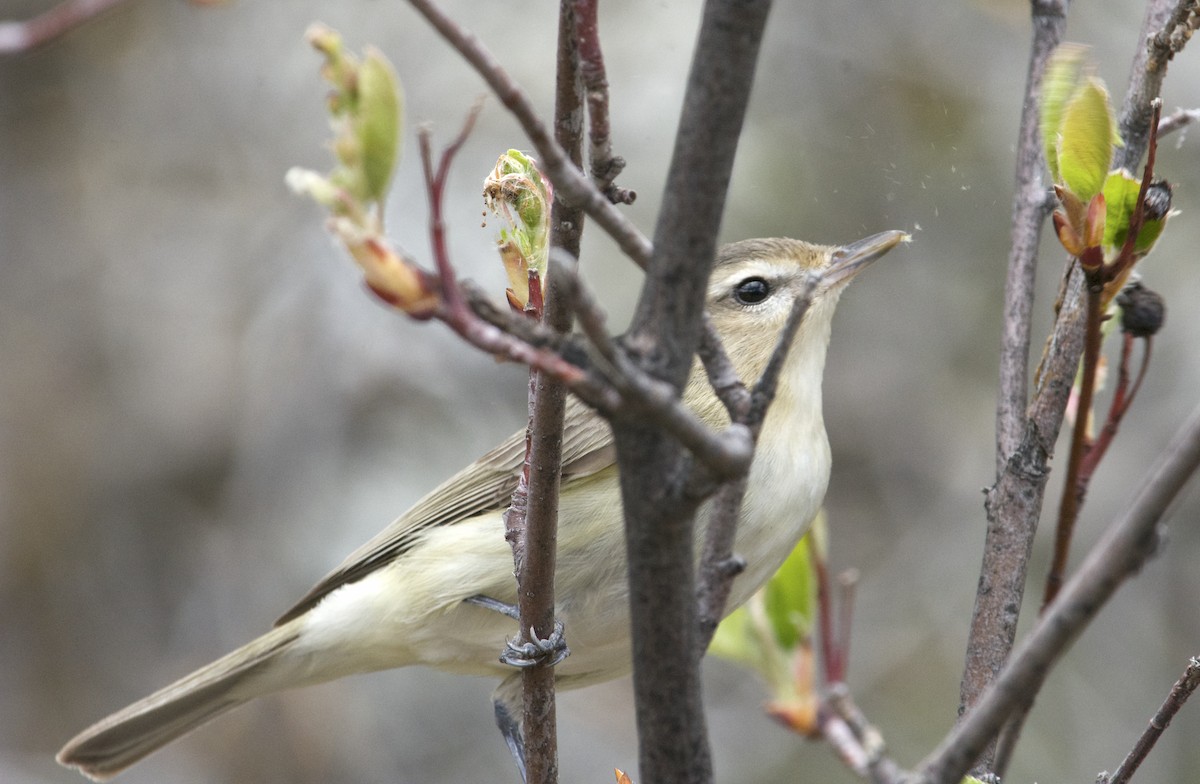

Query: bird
(57, 229), (906, 781)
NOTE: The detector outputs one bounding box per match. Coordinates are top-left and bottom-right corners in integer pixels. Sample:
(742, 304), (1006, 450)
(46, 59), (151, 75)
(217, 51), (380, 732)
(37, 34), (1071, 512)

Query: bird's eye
(733, 277), (771, 305)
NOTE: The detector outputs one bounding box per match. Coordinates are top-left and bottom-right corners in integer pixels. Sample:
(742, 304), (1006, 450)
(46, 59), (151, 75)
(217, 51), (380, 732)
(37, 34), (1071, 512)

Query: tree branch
(574, 0), (635, 205)
(507, 4), (588, 781)
(0, 0), (128, 55)
(695, 275), (819, 648)
(917, 400), (1200, 784)
(1104, 656), (1200, 784)
(612, 2), (773, 782)
(405, 0), (652, 268)
(959, 0), (1069, 753)
(1114, 0), (1197, 171)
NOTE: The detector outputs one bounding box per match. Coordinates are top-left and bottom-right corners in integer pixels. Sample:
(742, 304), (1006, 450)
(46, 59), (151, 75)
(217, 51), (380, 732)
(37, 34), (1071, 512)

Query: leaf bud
(1143, 179), (1173, 221)
(1117, 281), (1166, 338)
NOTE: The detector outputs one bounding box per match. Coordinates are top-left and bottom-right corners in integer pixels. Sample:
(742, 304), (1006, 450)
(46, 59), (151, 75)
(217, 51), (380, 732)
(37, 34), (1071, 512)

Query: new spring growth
(483, 150), (552, 312)
(1042, 44), (1175, 307)
(709, 517), (823, 735)
(287, 25), (438, 318)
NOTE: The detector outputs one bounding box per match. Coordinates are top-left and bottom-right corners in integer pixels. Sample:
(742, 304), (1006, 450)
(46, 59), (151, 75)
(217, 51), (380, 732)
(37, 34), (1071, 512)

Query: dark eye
(733, 277), (771, 305)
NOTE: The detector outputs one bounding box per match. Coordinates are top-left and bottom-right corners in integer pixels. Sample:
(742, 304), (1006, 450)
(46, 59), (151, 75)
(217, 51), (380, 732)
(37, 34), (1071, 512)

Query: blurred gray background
(3, 1), (1200, 782)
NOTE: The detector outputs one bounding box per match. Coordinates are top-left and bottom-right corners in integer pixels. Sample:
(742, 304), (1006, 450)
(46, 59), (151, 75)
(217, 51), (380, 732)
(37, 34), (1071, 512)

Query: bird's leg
(463, 594), (570, 668)
(493, 694), (528, 783)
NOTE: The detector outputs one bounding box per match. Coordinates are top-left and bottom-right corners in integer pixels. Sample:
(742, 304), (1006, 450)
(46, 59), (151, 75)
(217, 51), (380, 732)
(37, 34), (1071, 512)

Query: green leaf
(1041, 43), (1089, 182)
(1101, 170), (1168, 256)
(1057, 77), (1114, 202)
(357, 48), (403, 205)
(762, 531), (818, 649)
(1102, 169), (1140, 250)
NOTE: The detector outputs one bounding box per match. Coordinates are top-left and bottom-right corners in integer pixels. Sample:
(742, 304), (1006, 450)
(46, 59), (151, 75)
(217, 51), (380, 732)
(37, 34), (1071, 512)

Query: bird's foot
(501, 620), (569, 668)
(464, 594), (570, 668)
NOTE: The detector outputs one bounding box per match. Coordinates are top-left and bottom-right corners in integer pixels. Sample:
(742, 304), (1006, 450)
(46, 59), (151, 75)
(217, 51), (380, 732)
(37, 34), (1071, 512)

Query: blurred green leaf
(1101, 170), (1168, 257)
(1041, 43), (1089, 182)
(763, 528), (818, 650)
(1057, 77), (1114, 202)
(357, 48), (403, 205)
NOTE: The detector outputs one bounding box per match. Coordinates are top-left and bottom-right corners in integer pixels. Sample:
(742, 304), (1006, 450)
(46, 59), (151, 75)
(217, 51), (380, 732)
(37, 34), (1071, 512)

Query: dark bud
(1143, 179), (1173, 221)
(1117, 282), (1166, 338)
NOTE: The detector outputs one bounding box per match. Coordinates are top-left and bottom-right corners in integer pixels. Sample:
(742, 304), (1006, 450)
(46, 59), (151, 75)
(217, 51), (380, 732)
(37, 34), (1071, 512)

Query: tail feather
(58, 625), (301, 781)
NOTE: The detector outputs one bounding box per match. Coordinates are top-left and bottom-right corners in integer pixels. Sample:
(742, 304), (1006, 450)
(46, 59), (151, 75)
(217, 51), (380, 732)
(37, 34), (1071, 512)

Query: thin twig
(419, 103), (484, 324)
(695, 275), (819, 648)
(1043, 99), (1162, 608)
(1157, 107), (1200, 137)
(1105, 657), (1200, 784)
(508, 4), (588, 780)
(1042, 277), (1102, 606)
(574, 0), (636, 204)
(0, 0), (128, 54)
(406, 0), (653, 268)
(697, 314), (752, 418)
(1079, 334), (1153, 480)
(917, 400), (1200, 784)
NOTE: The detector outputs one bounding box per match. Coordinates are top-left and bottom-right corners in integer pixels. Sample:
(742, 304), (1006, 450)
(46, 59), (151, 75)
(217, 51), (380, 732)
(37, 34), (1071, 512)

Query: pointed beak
(822, 230), (909, 289)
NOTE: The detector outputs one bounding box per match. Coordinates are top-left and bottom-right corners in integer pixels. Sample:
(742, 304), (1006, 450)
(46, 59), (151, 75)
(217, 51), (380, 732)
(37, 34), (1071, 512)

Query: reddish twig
(1079, 333), (1153, 480)
(418, 101), (484, 323)
(573, 0), (635, 204)
(1042, 275), (1103, 606)
(920, 401), (1200, 784)
(1042, 100), (1164, 609)
(406, 0), (653, 268)
(0, 0), (128, 55)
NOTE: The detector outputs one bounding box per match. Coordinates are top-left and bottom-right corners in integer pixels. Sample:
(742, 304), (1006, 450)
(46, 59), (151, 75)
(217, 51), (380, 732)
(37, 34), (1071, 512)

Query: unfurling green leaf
(484, 150), (552, 309)
(763, 526), (818, 649)
(357, 49), (403, 204)
(1041, 43), (1089, 181)
(1102, 170), (1170, 258)
(1057, 77), (1115, 202)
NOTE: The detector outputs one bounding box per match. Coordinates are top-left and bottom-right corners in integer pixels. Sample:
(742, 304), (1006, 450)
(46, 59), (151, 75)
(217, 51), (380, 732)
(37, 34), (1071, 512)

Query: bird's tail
(57, 624), (303, 782)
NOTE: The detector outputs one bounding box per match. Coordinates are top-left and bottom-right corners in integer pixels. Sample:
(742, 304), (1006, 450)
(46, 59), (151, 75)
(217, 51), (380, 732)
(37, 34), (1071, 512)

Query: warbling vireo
(58, 229), (906, 781)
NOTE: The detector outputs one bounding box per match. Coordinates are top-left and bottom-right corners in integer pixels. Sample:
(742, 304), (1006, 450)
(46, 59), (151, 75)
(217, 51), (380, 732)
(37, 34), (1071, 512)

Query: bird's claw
(500, 620), (569, 668)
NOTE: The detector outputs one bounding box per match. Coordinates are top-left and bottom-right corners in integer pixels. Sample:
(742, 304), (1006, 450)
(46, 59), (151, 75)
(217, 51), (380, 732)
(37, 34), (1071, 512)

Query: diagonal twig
(919, 400), (1200, 784)
(405, 0), (652, 268)
(1104, 657), (1200, 784)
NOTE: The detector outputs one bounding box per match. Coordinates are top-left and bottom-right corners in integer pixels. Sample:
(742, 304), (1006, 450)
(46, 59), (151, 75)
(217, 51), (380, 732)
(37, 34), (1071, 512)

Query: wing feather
(275, 398), (613, 624)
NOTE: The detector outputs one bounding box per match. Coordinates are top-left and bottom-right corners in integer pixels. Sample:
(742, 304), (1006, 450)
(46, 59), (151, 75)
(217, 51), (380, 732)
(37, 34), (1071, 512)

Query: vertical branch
(574, 0), (636, 204)
(919, 402), (1200, 784)
(512, 5), (587, 783)
(613, 2), (773, 782)
(1114, 0), (1194, 171)
(959, 0), (1069, 748)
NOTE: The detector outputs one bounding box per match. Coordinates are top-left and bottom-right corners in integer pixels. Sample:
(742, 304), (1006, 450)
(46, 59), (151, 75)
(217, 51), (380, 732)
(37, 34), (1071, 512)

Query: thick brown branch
(918, 401), (1200, 784)
(613, 2), (773, 782)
